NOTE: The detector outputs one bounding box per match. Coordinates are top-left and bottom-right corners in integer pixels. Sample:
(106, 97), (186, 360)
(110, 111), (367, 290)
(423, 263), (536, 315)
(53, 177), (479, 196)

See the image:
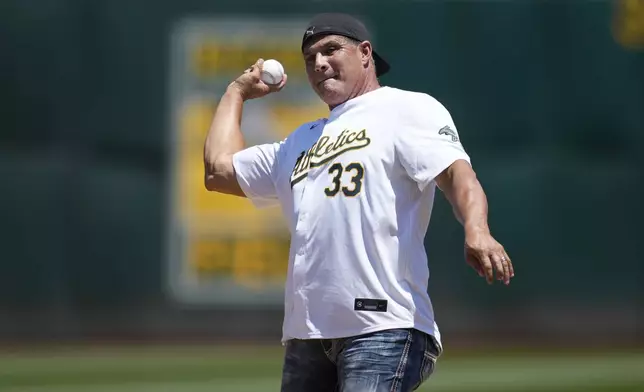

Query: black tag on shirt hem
(354, 298), (388, 312)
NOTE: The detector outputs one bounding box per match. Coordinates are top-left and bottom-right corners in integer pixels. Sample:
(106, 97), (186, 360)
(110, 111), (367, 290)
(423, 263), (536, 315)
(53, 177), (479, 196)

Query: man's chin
(317, 89), (346, 108)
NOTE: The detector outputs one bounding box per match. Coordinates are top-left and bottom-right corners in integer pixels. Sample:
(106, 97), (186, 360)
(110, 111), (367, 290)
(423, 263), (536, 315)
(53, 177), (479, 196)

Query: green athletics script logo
(439, 125), (459, 143)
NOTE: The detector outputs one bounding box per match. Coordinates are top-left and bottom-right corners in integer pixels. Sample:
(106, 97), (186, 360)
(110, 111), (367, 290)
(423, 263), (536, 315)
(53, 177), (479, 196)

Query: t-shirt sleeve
(232, 141), (283, 208)
(395, 93), (471, 191)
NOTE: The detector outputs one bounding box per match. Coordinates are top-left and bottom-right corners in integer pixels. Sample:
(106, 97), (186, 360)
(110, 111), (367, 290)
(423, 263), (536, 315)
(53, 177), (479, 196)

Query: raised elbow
(204, 164), (227, 193)
(203, 154), (243, 196)
(204, 175), (219, 192)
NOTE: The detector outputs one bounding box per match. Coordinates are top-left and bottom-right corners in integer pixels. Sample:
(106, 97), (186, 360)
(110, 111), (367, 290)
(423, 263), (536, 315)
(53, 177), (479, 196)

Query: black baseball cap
(301, 13), (391, 77)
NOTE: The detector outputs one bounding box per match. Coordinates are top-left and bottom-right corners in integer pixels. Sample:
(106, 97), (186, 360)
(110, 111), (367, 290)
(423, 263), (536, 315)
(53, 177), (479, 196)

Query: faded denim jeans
(280, 328), (442, 392)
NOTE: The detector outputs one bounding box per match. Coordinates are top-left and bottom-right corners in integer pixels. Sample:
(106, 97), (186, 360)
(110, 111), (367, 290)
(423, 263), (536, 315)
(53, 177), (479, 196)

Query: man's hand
(229, 58), (288, 101)
(464, 228), (514, 285)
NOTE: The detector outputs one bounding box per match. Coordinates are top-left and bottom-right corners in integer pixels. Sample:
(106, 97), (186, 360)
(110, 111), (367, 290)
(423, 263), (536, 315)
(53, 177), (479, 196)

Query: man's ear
(358, 41), (373, 66)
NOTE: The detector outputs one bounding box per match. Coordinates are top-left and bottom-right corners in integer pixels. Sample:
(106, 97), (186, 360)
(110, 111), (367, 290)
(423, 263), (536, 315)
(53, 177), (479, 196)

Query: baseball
(261, 59), (285, 85)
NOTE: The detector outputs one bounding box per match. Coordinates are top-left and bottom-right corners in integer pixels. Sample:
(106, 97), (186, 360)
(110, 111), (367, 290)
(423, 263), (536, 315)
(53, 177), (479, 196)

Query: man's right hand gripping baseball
(203, 58), (288, 196)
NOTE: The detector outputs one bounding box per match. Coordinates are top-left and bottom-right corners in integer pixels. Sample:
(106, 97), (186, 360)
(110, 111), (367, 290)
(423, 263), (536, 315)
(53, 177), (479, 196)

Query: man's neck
(357, 72), (381, 96)
(328, 75), (381, 111)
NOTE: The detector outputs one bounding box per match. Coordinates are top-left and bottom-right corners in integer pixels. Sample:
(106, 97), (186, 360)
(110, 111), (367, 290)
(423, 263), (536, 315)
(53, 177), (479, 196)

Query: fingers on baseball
(269, 73), (288, 92)
(255, 59), (265, 77)
(244, 59), (263, 76)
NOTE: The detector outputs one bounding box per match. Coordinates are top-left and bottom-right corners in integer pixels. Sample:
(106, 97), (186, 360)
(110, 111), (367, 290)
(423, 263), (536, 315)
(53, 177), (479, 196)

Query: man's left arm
(435, 160), (514, 285)
(395, 93), (514, 286)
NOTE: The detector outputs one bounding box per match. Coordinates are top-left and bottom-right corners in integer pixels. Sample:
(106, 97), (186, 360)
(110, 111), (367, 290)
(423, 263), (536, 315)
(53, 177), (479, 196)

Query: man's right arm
(203, 58), (287, 197)
(203, 86), (246, 197)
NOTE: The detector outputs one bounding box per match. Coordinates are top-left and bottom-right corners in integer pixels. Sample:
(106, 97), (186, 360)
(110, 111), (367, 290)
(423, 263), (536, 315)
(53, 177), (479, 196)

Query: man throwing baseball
(203, 12), (514, 392)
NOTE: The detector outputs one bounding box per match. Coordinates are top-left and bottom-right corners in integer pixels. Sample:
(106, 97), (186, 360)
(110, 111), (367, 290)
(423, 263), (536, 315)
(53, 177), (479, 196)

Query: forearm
(437, 161), (513, 285)
(203, 87), (246, 192)
(438, 161), (490, 234)
(204, 86), (246, 166)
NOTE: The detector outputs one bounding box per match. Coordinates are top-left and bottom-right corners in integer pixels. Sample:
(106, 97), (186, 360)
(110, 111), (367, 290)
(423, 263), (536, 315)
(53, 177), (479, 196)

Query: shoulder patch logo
(439, 125), (459, 143)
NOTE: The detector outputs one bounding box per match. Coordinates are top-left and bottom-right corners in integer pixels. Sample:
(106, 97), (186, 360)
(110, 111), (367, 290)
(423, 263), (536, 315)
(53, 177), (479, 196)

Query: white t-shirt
(232, 86), (470, 347)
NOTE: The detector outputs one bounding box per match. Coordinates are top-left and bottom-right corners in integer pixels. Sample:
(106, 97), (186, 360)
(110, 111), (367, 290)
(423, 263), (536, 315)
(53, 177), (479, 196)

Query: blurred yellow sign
(167, 17), (328, 305)
(613, 0), (644, 49)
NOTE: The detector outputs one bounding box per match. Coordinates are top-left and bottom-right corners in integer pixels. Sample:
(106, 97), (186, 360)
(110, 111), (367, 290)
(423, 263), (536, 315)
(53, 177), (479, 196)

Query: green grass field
(0, 345), (642, 391)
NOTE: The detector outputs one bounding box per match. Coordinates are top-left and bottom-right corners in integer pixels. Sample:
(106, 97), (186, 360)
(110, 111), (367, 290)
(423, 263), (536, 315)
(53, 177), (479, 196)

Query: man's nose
(315, 53), (329, 73)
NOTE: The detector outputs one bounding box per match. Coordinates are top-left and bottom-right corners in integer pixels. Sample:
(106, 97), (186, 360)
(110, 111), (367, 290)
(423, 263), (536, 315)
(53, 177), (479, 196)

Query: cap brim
(373, 51), (390, 77)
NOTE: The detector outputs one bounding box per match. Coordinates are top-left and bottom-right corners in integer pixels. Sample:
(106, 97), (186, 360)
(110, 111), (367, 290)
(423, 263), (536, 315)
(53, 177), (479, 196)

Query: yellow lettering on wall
(190, 238), (289, 289)
(192, 41), (306, 78)
(191, 240), (232, 274)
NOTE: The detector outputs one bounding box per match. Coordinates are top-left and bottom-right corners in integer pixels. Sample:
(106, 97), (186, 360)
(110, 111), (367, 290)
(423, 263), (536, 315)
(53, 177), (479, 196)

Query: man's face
(302, 34), (371, 107)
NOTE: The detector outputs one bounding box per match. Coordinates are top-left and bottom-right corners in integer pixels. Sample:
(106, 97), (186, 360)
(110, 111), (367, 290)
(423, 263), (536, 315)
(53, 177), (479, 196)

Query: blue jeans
(280, 328), (442, 392)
